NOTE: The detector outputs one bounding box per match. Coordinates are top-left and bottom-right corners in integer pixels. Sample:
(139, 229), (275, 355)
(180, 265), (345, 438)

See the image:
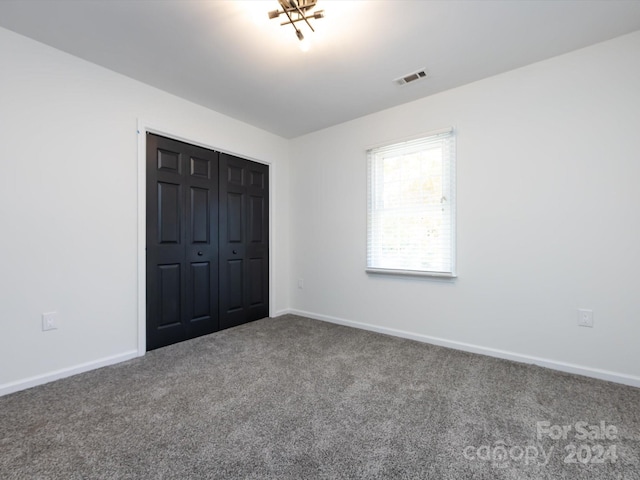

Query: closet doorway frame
(135, 119), (276, 356)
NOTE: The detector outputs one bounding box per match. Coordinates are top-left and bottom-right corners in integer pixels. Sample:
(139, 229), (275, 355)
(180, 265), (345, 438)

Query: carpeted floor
(1, 314), (638, 479)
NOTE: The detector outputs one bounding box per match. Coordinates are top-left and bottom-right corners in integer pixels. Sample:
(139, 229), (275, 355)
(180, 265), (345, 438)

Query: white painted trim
(288, 309), (640, 389)
(136, 119), (276, 357)
(268, 162), (276, 320)
(136, 121), (147, 357)
(365, 268), (457, 279)
(0, 350), (138, 397)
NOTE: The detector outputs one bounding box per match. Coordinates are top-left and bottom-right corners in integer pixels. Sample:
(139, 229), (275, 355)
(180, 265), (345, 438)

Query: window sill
(365, 268), (457, 279)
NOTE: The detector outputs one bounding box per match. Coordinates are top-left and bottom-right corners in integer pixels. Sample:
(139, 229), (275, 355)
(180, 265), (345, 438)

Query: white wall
(0, 27), (290, 394)
(289, 31), (640, 386)
(2, 25), (639, 395)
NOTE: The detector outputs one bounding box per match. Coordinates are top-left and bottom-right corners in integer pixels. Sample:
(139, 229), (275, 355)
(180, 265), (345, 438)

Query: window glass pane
(367, 129), (455, 276)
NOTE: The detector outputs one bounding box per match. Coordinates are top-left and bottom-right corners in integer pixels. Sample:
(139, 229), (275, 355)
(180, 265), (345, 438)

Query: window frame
(366, 127), (457, 278)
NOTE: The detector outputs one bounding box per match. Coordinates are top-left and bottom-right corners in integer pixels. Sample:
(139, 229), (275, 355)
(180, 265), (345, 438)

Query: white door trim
(136, 119), (275, 356)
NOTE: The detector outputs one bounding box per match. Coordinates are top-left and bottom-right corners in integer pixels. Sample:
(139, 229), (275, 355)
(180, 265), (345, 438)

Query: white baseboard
(4, 312), (638, 397)
(0, 350), (139, 397)
(286, 309), (640, 389)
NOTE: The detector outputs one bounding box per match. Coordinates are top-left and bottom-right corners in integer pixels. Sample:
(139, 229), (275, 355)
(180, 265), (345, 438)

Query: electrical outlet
(42, 312), (58, 331)
(298, 278), (304, 289)
(577, 309), (594, 328)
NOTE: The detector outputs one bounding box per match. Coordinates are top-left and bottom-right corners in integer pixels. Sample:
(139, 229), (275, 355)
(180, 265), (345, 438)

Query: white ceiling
(1, 0), (640, 138)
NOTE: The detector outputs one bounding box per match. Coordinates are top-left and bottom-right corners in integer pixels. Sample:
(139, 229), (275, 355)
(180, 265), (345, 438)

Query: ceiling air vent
(395, 69), (428, 85)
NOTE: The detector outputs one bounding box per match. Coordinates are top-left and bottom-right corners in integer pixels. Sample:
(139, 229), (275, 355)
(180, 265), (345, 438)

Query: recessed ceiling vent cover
(395, 69), (428, 85)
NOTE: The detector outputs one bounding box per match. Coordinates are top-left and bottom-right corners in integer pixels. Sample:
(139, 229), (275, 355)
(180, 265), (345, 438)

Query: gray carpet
(1, 314), (638, 479)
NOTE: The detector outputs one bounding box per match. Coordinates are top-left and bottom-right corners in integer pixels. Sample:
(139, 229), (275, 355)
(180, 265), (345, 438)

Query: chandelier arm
(291, 3), (315, 32)
(280, 5), (304, 39)
(280, 16), (314, 27)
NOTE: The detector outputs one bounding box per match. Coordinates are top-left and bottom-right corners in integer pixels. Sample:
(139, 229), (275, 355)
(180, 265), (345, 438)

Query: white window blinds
(367, 128), (456, 277)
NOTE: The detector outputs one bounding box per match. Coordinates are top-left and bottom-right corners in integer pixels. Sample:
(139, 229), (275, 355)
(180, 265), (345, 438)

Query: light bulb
(299, 37), (311, 52)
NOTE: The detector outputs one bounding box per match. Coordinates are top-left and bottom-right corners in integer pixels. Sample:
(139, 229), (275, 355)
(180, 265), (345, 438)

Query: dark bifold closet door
(219, 153), (269, 329)
(146, 134), (219, 351)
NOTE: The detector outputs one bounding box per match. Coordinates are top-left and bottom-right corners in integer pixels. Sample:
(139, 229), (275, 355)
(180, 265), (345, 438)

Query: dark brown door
(219, 153), (269, 329)
(146, 134), (219, 350)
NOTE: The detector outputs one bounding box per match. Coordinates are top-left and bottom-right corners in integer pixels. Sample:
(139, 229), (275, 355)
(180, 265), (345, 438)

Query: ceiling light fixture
(268, 0), (325, 44)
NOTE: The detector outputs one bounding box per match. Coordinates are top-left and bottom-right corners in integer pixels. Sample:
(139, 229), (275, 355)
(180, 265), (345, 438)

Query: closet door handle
(197, 251), (203, 256)
(233, 250), (237, 254)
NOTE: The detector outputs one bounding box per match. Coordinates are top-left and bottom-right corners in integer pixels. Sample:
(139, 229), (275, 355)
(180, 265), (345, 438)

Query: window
(366, 128), (456, 277)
